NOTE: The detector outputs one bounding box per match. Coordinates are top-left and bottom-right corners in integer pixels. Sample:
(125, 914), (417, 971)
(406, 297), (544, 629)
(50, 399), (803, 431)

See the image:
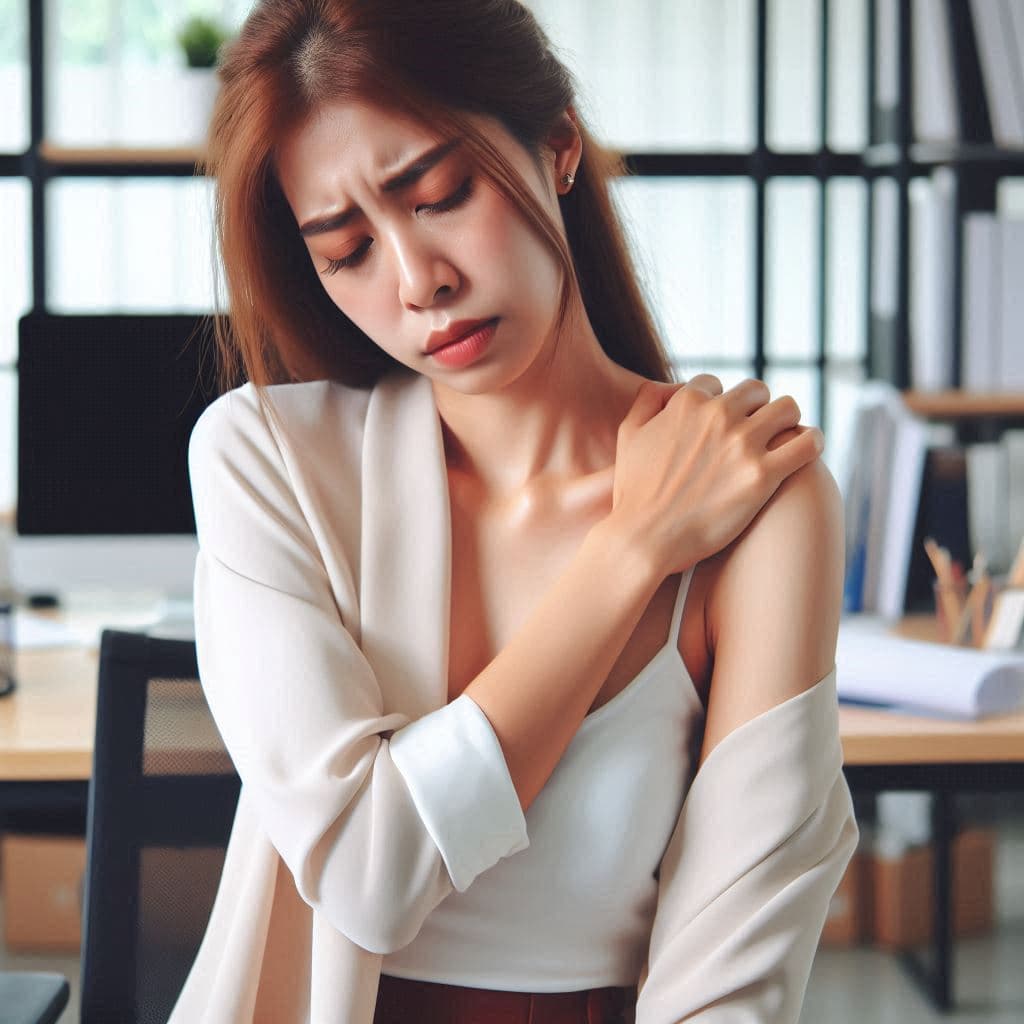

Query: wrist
(584, 516), (664, 594)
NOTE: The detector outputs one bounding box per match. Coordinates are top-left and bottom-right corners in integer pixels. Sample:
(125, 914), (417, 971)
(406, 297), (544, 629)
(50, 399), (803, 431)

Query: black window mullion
(865, 0), (876, 386)
(754, 0), (768, 383)
(818, 0), (831, 428)
(28, 0), (46, 313)
(894, 0), (912, 390)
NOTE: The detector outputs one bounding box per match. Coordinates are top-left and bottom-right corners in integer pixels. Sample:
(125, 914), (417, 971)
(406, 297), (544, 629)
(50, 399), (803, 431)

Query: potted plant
(175, 15), (232, 145)
(177, 15), (231, 68)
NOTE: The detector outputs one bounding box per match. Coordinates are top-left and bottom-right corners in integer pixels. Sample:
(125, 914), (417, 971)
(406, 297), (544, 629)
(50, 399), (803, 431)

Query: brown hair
(199, 0), (676, 398)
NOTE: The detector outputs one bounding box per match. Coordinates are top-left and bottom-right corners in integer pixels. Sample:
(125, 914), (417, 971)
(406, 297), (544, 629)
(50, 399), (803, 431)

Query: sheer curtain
(1, 0), (869, 510)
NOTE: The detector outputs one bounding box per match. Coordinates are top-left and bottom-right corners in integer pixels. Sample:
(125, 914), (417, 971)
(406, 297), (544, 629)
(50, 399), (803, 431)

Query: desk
(833, 615), (1024, 1011)
(3, 614), (1024, 1012)
(0, 646), (98, 781)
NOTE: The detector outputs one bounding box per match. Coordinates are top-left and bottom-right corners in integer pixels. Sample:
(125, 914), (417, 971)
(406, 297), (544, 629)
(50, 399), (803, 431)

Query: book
(838, 615), (1024, 718)
(960, 211), (1000, 391)
(969, 0), (1024, 146)
(870, 177), (900, 382)
(841, 393), (885, 612)
(912, 0), (960, 143)
(909, 169), (957, 392)
(1000, 217), (1024, 390)
(966, 441), (1013, 574)
(840, 383), (935, 618)
(1006, 430), (1024, 560)
(875, 408), (932, 620)
(1004, 0), (1024, 139)
(861, 388), (900, 612)
(874, 0), (900, 143)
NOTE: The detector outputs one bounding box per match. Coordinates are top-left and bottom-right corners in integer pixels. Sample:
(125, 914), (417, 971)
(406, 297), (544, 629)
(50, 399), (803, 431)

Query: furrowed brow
(298, 138), (463, 237)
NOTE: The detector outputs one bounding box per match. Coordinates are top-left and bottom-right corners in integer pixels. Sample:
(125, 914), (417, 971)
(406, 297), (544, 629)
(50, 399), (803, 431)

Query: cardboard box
(1, 833), (86, 952)
(871, 827), (995, 950)
(820, 851), (873, 946)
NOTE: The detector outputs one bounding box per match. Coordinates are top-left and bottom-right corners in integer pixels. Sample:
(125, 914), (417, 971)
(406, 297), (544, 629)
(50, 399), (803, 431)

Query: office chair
(79, 630), (240, 1024)
(0, 972), (69, 1024)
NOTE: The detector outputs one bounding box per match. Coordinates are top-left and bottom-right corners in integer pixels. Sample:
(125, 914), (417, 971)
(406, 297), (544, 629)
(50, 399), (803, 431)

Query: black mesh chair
(79, 630), (240, 1024)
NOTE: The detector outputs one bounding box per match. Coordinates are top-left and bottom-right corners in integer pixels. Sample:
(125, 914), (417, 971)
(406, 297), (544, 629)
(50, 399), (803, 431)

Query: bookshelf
(866, 0), (1024, 426)
(845, 2), (1024, 621)
(902, 391), (1024, 421)
(35, 142), (206, 170)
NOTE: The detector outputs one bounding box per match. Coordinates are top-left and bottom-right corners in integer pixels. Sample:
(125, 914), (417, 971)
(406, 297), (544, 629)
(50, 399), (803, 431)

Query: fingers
(683, 373), (723, 397)
(719, 377), (772, 417)
(765, 424), (819, 453)
(747, 392), (802, 441)
(765, 425), (825, 474)
(622, 379), (679, 432)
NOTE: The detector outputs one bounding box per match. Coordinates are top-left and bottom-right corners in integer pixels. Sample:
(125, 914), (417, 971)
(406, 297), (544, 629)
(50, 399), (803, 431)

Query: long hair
(199, 0), (676, 398)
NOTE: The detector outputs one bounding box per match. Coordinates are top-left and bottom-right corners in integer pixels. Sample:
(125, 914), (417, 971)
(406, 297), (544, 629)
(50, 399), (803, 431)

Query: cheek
(463, 194), (562, 307)
(318, 277), (394, 351)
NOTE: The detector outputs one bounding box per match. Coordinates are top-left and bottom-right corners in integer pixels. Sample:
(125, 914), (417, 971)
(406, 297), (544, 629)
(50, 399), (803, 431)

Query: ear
(544, 106), (582, 190)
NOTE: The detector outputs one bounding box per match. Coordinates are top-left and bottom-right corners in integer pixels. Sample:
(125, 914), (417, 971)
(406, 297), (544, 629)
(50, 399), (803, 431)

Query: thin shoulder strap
(668, 564), (696, 644)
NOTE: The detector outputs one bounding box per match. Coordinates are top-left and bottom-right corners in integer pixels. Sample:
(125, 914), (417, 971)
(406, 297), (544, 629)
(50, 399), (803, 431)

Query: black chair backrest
(80, 630), (240, 1024)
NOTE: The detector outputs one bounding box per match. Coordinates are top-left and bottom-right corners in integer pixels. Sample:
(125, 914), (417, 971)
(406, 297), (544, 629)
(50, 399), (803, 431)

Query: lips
(424, 318), (497, 354)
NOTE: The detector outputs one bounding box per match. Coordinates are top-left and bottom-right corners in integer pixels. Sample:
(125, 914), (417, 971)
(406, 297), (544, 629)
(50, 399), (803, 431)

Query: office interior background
(1, 1), (1023, 1022)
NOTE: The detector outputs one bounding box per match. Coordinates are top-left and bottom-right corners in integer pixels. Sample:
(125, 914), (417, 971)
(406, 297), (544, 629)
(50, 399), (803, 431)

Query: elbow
(289, 814), (456, 956)
(302, 876), (445, 955)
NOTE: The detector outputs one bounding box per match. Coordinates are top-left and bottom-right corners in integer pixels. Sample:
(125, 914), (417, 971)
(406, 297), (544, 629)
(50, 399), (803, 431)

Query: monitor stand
(49, 588), (195, 647)
(145, 596), (196, 641)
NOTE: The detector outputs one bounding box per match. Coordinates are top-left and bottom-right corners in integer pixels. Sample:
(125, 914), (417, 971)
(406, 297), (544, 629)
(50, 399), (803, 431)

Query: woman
(172, 1), (858, 1022)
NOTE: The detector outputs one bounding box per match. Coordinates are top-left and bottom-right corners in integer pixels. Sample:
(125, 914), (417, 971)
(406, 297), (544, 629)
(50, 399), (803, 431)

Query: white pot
(178, 67), (220, 147)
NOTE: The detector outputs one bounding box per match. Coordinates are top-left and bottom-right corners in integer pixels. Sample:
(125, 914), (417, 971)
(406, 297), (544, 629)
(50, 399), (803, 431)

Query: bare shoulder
(697, 457), (844, 767)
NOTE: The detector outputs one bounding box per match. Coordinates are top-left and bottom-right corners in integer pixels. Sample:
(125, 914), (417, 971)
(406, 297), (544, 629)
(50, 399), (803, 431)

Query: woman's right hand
(606, 375), (825, 577)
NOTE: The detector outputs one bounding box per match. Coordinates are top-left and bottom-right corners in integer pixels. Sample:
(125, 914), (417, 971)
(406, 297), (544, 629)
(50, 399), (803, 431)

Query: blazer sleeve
(633, 667), (859, 1024)
(187, 390), (529, 955)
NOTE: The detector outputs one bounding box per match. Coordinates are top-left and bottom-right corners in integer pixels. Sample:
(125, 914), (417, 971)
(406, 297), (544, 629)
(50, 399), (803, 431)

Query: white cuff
(388, 692), (530, 892)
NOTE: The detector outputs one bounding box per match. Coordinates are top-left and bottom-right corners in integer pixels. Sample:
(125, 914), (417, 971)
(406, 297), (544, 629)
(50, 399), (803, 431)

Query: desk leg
(931, 788), (955, 1012)
(897, 789), (955, 1013)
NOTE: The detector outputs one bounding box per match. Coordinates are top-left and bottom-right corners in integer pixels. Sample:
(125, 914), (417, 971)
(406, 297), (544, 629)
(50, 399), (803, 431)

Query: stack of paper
(838, 616), (1024, 718)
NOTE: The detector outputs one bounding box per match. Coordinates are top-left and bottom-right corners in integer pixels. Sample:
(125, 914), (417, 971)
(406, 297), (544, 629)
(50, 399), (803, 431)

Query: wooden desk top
(839, 613), (1024, 765)
(2, 613), (1024, 782)
(1, 645), (99, 780)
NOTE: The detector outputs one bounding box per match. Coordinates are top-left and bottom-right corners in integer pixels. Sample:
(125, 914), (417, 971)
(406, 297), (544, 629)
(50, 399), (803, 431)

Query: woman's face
(275, 98), (575, 386)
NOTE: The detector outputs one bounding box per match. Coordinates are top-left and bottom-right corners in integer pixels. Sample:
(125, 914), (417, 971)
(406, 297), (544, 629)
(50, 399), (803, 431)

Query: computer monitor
(10, 312), (230, 618)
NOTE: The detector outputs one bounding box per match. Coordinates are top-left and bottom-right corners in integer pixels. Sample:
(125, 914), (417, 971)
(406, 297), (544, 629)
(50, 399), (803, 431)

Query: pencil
(923, 537), (963, 641)
(1008, 534), (1024, 588)
(970, 573), (992, 647)
(955, 551), (988, 647)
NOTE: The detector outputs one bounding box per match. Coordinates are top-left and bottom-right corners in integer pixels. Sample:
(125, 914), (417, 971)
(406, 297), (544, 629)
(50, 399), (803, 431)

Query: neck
(431, 315), (649, 510)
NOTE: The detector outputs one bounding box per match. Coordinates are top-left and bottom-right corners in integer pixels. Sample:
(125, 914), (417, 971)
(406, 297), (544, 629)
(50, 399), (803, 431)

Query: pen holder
(0, 602), (13, 697)
(980, 584), (1024, 651)
(932, 575), (1004, 647)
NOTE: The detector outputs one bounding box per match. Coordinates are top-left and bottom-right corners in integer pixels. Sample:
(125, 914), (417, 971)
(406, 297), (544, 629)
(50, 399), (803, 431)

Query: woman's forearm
(463, 520), (664, 813)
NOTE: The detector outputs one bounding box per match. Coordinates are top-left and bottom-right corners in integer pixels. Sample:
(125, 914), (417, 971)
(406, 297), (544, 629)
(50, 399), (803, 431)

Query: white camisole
(380, 563), (707, 991)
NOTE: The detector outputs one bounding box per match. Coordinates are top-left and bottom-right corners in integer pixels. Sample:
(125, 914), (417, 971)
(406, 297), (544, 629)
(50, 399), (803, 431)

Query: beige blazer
(169, 367), (859, 1024)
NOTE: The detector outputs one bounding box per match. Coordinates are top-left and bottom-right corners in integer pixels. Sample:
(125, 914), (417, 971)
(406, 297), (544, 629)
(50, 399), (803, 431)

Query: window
(1, 0), (873, 514)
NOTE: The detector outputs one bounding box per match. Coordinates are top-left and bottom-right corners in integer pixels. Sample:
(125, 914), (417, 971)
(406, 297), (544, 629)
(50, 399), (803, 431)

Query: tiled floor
(3, 819), (1023, 1023)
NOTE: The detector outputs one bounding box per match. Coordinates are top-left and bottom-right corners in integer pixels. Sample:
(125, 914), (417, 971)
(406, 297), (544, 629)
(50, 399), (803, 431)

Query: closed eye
(320, 176), (475, 276)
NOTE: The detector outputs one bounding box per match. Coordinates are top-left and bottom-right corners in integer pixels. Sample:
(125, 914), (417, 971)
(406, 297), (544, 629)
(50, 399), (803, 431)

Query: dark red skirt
(373, 973), (637, 1024)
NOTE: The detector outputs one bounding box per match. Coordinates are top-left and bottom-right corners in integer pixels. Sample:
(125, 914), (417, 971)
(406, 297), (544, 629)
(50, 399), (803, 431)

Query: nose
(394, 230), (460, 310)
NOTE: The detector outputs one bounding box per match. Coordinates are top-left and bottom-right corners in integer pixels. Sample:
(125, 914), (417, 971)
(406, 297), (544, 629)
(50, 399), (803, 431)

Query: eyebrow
(298, 138), (463, 237)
